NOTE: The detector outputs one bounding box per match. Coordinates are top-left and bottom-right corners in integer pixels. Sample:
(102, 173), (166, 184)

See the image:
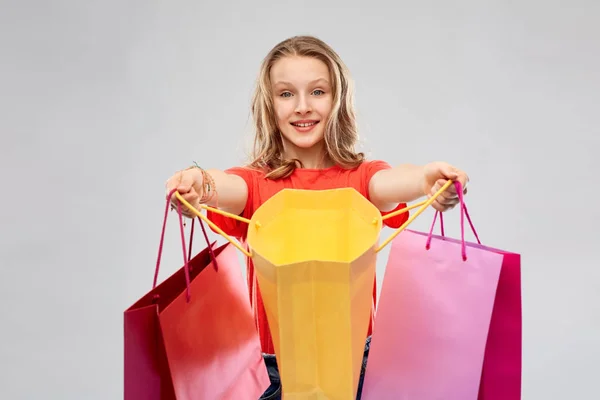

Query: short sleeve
(206, 166), (255, 239)
(361, 160), (410, 229)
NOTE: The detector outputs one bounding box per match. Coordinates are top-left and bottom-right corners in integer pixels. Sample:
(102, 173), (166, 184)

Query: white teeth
(293, 122), (317, 127)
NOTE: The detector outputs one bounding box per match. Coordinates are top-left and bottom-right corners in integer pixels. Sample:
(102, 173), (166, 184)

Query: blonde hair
(248, 35), (364, 179)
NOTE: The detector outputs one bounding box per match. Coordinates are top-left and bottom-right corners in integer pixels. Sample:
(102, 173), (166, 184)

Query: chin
(293, 137), (323, 149)
(285, 135), (324, 150)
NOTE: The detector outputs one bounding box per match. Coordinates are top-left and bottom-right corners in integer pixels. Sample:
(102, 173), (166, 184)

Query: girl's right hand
(164, 167), (204, 217)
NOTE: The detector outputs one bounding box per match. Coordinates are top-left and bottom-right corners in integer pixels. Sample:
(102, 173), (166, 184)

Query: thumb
(440, 163), (459, 180)
(176, 172), (196, 193)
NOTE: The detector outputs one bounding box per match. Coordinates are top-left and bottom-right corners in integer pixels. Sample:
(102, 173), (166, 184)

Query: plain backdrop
(1, 0), (599, 399)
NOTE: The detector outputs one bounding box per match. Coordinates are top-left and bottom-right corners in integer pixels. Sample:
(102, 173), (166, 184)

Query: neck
(281, 139), (333, 169)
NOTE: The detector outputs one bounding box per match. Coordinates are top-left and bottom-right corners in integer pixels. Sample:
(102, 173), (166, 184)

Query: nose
(294, 94), (312, 115)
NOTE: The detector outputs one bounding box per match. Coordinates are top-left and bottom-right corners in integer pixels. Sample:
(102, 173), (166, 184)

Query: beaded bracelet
(188, 162), (218, 206)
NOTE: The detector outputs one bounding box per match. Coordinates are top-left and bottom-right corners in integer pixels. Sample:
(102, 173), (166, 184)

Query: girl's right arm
(164, 167), (249, 217)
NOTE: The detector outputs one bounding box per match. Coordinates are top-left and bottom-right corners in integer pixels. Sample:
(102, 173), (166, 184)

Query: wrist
(188, 164), (218, 205)
(186, 165), (204, 195)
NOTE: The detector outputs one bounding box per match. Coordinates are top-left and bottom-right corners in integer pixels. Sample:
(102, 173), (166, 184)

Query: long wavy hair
(247, 35), (365, 179)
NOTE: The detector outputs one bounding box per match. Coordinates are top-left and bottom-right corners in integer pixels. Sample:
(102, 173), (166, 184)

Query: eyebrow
(273, 78), (330, 86)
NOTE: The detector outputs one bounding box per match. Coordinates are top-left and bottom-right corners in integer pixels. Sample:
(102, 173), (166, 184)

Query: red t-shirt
(206, 160), (409, 354)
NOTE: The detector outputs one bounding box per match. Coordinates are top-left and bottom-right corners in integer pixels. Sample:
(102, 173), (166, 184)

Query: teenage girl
(164, 35), (469, 399)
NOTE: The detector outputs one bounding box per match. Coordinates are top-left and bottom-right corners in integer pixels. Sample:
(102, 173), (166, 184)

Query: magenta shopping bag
(476, 239), (522, 400)
(361, 183), (509, 400)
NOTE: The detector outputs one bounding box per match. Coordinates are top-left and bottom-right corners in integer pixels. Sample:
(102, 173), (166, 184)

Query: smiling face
(270, 56), (333, 158)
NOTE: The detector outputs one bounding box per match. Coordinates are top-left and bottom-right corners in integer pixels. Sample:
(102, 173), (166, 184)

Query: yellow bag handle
(172, 179), (453, 258)
(375, 179), (453, 252)
(172, 192), (253, 257)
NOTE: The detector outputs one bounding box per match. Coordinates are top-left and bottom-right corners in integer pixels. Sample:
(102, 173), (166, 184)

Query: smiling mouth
(291, 121), (319, 128)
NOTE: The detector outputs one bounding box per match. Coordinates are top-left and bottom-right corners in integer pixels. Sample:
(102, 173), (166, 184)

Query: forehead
(270, 56), (330, 85)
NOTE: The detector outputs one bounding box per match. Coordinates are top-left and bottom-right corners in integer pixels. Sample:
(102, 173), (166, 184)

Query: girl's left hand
(423, 161), (469, 212)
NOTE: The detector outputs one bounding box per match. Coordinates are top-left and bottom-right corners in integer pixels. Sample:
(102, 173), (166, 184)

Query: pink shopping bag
(124, 191), (270, 399)
(414, 212), (522, 400)
(361, 182), (510, 400)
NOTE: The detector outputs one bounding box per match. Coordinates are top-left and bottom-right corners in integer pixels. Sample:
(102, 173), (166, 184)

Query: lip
(290, 120), (319, 133)
(291, 119), (319, 125)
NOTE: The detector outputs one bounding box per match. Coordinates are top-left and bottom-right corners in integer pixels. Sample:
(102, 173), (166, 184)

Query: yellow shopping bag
(174, 183), (453, 399)
(248, 188), (381, 399)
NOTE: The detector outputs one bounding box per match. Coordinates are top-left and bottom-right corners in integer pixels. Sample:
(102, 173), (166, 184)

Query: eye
(312, 89), (325, 96)
(280, 91), (292, 98)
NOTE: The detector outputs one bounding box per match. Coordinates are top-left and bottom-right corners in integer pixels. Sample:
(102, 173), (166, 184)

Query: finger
(431, 179), (459, 198)
(165, 177), (179, 198)
(165, 178), (186, 198)
(182, 186), (199, 200)
(429, 180), (444, 196)
(436, 196), (459, 207)
(439, 181), (459, 199)
(165, 171), (196, 193)
(444, 170), (469, 194)
(432, 200), (449, 212)
(432, 199), (457, 213)
(176, 170), (197, 192)
(172, 201), (196, 218)
(430, 186), (458, 205)
(430, 192), (453, 206)
(176, 191), (198, 208)
(439, 165), (470, 192)
(169, 188), (198, 207)
(439, 163), (460, 180)
(442, 167), (469, 193)
(454, 172), (469, 192)
(177, 179), (195, 193)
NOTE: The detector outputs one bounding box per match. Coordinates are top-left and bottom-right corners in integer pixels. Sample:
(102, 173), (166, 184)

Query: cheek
(316, 97), (333, 117)
(274, 100), (292, 122)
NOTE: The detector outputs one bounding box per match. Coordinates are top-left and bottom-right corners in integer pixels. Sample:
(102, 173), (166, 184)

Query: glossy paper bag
(408, 214), (523, 400)
(362, 183), (504, 400)
(124, 195), (270, 400)
(247, 188), (380, 399)
(172, 184), (451, 399)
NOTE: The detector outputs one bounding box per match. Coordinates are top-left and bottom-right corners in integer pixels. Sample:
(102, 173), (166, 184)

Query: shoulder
(225, 165), (265, 179)
(224, 165), (280, 204)
(322, 159), (392, 198)
(343, 159), (392, 186)
(223, 165), (271, 188)
(357, 159), (393, 176)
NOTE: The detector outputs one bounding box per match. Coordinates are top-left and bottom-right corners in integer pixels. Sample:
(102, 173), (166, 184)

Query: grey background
(1, 0), (598, 399)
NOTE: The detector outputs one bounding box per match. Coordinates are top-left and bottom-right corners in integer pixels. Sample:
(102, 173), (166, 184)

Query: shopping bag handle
(153, 189), (219, 302)
(172, 191), (253, 257)
(153, 190), (193, 301)
(375, 180), (454, 252)
(426, 195), (481, 248)
(186, 215), (221, 272)
(173, 182), (456, 257)
(423, 181), (481, 261)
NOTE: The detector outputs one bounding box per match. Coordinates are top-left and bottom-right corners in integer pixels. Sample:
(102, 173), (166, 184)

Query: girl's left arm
(368, 161), (469, 212)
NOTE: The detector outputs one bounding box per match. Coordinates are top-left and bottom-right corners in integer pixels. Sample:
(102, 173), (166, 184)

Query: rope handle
(173, 192), (252, 257)
(375, 180), (454, 252)
(153, 189), (218, 303)
(173, 181), (455, 257)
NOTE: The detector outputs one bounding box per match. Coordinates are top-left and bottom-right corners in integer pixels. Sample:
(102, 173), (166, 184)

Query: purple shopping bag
(361, 182), (512, 400)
